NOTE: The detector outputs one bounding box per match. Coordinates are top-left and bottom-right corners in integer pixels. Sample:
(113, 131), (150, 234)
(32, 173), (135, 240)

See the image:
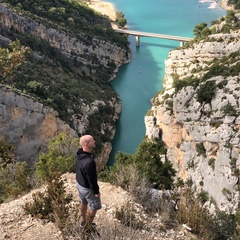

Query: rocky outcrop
(145, 29), (240, 212)
(0, 85), (76, 166)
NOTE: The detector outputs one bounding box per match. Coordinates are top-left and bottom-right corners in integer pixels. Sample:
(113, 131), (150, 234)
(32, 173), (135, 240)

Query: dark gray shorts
(76, 182), (102, 210)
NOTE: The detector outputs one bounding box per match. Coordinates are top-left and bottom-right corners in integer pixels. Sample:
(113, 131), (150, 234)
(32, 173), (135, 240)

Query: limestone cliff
(145, 28), (240, 212)
(0, 85), (75, 166)
(0, 4), (130, 79)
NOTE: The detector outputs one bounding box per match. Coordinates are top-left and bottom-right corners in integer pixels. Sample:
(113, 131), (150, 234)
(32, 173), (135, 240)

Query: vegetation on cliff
(0, 0), (128, 47)
(228, 0), (240, 9)
(173, 10), (240, 99)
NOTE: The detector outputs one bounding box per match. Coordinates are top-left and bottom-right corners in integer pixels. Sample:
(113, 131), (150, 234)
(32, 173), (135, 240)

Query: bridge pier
(180, 41), (184, 47)
(136, 36), (140, 47)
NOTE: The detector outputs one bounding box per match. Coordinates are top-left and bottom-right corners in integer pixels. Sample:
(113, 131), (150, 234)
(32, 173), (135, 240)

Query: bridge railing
(115, 29), (193, 47)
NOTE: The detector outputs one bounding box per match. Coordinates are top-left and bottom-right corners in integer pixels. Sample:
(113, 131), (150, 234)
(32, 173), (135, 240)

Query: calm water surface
(108, 0), (226, 165)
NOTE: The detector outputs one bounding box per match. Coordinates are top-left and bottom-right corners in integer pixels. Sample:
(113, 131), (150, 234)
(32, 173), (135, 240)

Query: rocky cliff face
(0, 85), (75, 166)
(145, 29), (240, 212)
(0, 4), (128, 168)
(0, 5), (130, 79)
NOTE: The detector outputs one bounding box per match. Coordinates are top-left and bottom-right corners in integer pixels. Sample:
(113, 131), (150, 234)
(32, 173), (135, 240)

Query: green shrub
(24, 174), (73, 232)
(103, 139), (176, 189)
(206, 211), (237, 240)
(196, 143), (206, 157)
(196, 80), (216, 104)
(208, 158), (216, 170)
(173, 76), (200, 93)
(234, 208), (240, 239)
(134, 138), (176, 189)
(115, 11), (127, 28)
(0, 40), (29, 84)
(221, 103), (237, 116)
(0, 140), (34, 203)
(193, 22), (211, 39)
(100, 151), (138, 187)
(0, 141), (15, 168)
(177, 186), (211, 235)
(178, 186), (238, 239)
(0, 161), (33, 202)
(36, 133), (78, 181)
(198, 191), (209, 204)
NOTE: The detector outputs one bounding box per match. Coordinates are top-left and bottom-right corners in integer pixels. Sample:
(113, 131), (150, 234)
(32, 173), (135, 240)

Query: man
(75, 135), (101, 229)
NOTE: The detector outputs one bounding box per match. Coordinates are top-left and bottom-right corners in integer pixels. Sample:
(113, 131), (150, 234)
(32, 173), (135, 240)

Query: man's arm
(87, 160), (100, 194)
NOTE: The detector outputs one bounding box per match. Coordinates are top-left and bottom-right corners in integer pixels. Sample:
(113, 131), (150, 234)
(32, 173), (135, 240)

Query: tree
(134, 138), (176, 189)
(36, 133), (78, 181)
(115, 11), (127, 28)
(0, 141), (15, 168)
(193, 22), (211, 39)
(0, 40), (29, 84)
(118, 18), (127, 28)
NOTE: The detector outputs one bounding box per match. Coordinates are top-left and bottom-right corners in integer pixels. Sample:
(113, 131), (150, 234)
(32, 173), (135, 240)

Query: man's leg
(81, 203), (88, 224)
(87, 209), (97, 225)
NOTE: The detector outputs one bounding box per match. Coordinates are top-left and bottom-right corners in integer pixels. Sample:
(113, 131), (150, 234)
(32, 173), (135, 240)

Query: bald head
(80, 135), (95, 152)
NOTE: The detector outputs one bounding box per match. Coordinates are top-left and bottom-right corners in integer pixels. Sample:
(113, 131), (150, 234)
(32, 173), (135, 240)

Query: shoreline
(87, 0), (116, 21)
(87, 0), (233, 30)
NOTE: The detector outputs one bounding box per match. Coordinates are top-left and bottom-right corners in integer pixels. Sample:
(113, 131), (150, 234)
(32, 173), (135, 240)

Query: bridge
(115, 29), (193, 47)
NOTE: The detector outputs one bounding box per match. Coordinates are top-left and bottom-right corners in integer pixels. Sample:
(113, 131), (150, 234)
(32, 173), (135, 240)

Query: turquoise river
(108, 0), (226, 165)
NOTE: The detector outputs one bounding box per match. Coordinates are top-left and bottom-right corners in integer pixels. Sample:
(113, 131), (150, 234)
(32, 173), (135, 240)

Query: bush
(36, 133), (78, 181)
(0, 141), (15, 168)
(221, 103), (237, 116)
(206, 211), (237, 240)
(177, 186), (211, 236)
(115, 11), (127, 28)
(198, 191), (209, 204)
(134, 138), (176, 189)
(0, 140), (34, 202)
(0, 40), (29, 84)
(208, 158), (216, 170)
(173, 76), (200, 93)
(196, 80), (216, 104)
(24, 174), (73, 231)
(4, 162), (33, 198)
(103, 138), (176, 190)
(196, 143), (206, 157)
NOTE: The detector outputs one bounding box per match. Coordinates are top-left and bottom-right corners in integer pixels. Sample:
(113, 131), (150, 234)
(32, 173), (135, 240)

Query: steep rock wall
(0, 85), (76, 166)
(145, 30), (240, 212)
(0, 5), (131, 79)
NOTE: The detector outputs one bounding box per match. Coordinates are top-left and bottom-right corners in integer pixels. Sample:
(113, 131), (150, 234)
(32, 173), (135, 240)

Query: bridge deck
(115, 29), (193, 42)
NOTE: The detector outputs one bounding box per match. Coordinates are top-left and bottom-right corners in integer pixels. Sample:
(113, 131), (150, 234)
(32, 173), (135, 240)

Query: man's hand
(95, 193), (100, 198)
